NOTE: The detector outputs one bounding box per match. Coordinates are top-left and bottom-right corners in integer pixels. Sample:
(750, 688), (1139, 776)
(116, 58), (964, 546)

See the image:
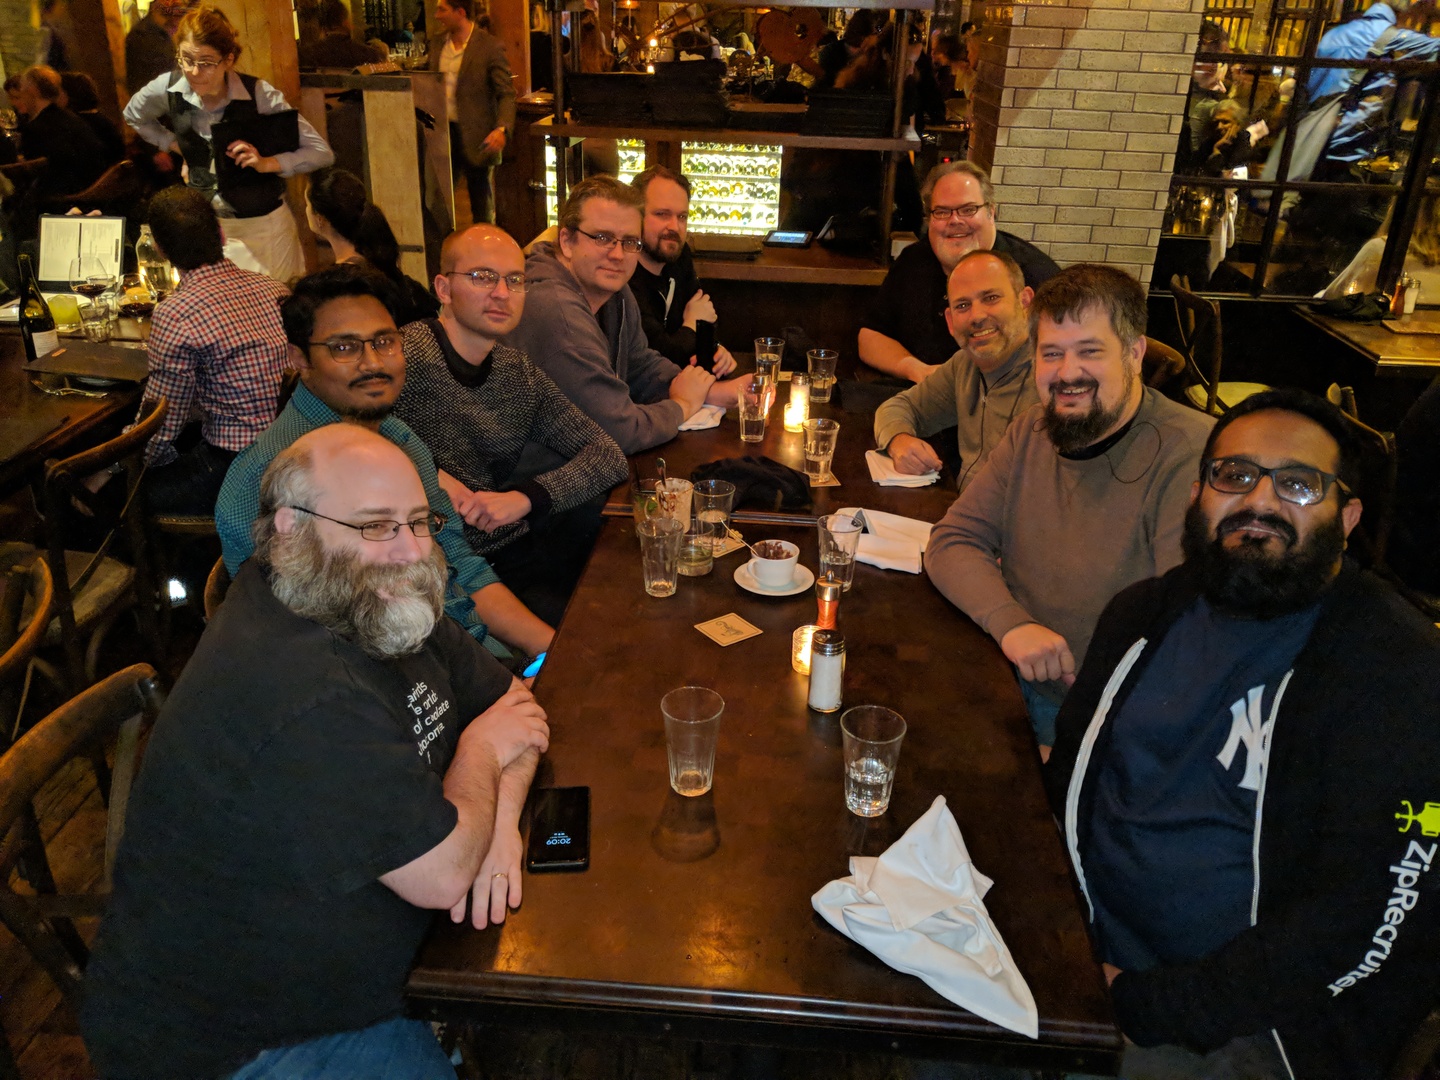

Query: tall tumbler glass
(662, 686), (725, 796)
(807, 348), (839, 404)
(693, 479), (736, 563)
(638, 516), (683, 597)
(817, 513), (862, 591)
(740, 378), (768, 443)
(802, 418), (840, 482)
(840, 705), (907, 817)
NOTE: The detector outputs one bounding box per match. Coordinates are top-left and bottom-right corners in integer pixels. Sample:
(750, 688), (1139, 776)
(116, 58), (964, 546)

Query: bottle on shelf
(18, 254), (58, 361)
(135, 225), (177, 302)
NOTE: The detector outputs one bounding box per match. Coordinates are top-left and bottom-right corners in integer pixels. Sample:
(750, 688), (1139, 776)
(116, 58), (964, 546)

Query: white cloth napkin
(679, 404), (726, 431)
(839, 507), (933, 575)
(866, 449), (940, 487)
(812, 796), (1039, 1039)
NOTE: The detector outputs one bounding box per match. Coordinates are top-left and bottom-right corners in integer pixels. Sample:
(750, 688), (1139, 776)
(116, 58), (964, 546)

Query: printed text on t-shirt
(406, 680), (453, 765)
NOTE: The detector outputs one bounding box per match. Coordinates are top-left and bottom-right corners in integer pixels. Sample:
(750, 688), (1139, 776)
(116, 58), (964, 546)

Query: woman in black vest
(123, 5), (334, 283)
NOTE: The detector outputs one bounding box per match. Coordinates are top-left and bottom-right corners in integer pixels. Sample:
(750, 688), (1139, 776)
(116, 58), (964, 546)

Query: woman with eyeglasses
(124, 5), (334, 284)
(306, 166), (440, 326)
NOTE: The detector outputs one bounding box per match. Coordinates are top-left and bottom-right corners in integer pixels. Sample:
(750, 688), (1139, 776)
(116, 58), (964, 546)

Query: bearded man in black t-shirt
(82, 424), (550, 1079)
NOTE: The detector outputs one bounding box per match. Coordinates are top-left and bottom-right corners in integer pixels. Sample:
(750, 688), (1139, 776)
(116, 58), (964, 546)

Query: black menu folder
(24, 342), (150, 383)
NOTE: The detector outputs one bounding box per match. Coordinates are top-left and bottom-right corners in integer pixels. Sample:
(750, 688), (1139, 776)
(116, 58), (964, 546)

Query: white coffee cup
(750, 540), (799, 588)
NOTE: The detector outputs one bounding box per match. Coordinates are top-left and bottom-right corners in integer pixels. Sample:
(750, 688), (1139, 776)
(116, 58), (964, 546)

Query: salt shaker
(808, 630), (845, 713)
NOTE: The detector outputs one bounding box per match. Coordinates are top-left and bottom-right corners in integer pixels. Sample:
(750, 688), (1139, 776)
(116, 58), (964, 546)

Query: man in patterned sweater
(395, 225), (628, 624)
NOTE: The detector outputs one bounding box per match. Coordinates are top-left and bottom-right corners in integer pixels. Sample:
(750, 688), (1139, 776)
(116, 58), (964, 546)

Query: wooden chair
(39, 159), (140, 217)
(203, 556), (230, 621)
(0, 551), (53, 753)
(0, 665), (164, 1035)
(1142, 335), (1187, 391)
(1326, 383), (1397, 571)
(1170, 274), (1269, 415)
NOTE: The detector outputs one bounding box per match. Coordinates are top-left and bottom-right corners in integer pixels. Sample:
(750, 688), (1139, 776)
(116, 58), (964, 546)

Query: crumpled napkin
(679, 404), (726, 431)
(839, 507), (933, 575)
(866, 449), (940, 487)
(812, 796), (1039, 1039)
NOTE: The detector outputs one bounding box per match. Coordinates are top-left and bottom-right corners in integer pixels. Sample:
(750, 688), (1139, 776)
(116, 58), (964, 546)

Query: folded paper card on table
(865, 449), (940, 488)
(812, 795), (1038, 1039)
(679, 404), (726, 431)
(839, 506), (933, 575)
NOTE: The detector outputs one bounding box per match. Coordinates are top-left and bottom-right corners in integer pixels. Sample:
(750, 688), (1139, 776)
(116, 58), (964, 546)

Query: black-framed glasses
(1202, 457), (1350, 507)
(306, 331), (403, 363)
(928, 203), (989, 222)
(287, 506), (447, 541)
(445, 268), (528, 292)
(573, 227), (644, 254)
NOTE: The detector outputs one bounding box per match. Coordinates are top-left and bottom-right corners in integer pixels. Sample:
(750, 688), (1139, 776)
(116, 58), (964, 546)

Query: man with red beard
(926, 264), (1213, 754)
(1044, 389), (1440, 1080)
(83, 424), (550, 1077)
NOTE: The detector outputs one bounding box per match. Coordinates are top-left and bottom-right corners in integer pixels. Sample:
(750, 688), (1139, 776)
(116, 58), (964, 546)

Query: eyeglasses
(445, 269), (528, 292)
(928, 203), (989, 222)
(176, 53), (224, 73)
(307, 331), (403, 363)
(573, 227), (644, 254)
(287, 507), (447, 541)
(1202, 456), (1350, 507)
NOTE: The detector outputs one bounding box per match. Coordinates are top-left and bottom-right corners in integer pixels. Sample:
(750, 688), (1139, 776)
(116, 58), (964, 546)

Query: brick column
(968, 0), (1206, 286)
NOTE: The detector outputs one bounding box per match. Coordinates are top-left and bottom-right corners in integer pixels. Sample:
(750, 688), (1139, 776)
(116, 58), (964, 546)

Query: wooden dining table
(407, 519), (1122, 1073)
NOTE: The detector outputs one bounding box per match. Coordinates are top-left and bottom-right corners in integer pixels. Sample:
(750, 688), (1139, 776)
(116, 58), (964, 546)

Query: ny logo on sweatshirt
(1216, 685), (1274, 792)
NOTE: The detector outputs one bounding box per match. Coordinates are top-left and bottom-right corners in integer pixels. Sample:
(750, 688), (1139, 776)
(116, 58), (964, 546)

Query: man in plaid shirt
(139, 186), (290, 515)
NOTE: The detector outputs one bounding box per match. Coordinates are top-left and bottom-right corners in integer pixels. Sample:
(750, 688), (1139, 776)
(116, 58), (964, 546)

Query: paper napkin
(679, 404), (726, 431)
(866, 449), (940, 488)
(839, 507), (934, 575)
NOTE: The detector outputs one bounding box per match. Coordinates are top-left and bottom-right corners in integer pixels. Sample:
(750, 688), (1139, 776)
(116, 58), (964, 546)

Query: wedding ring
(493, 872), (507, 879)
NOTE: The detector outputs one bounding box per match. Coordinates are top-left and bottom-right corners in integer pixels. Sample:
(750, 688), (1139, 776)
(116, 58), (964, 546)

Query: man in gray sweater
(873, 250), (1039, 493)
(926, 264), (1213, 752)
(507, 176), (745, 454)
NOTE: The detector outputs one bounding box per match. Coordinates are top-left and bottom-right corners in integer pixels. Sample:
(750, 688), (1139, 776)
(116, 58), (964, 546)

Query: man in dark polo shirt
(82, 424), (549, 1078)
(859, 161), (1060, 384)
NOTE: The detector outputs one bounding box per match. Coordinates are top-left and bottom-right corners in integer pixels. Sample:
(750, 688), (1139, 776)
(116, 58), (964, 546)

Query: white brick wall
(971, 0), (1205, 284)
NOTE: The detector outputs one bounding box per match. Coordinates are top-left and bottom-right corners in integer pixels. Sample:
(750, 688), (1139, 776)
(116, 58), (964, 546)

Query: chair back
(0, 664), (164, 1010)
(1170, 274), (1226, 415)
(1325, 384), (1397, 569)
(42, 159), (139, 215)
(203, 556), (230, 620)
(41, 398), (167, 691)
(0, 550), (54, 751)
(1142, 336), (1187, 391)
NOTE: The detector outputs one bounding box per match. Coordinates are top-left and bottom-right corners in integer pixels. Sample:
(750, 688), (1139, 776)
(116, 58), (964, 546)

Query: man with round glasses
(510, 175), (747, 454)
(394, 224), (627, 625)
(859, 161), (1060, 383)
(217, 262), (557, 661)
(1045, 388), (1440, 1080)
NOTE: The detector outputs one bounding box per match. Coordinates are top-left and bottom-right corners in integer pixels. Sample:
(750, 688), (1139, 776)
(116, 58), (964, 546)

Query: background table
(408, 520), (1121, 1073)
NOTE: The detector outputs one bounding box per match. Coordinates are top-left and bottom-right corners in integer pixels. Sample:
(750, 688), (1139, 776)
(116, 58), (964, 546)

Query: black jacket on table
(629, 245), (701, 367)
(1044, 561), (1440, 1080)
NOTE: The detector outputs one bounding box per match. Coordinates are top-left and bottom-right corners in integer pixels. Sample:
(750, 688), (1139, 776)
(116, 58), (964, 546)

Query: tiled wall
(968, 0), (1207, 285)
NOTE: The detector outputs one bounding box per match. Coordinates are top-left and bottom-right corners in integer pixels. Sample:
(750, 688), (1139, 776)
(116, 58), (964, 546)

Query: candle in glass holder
(792, 624), (818, 674)
(784, 377), (811, 431)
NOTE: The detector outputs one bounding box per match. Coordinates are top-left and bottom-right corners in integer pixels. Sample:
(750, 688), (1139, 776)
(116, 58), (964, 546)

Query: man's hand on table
(886, 433), (943, 475)
(465, 684), (549, 770)
(455, 823), (525, 927)
(669, 364), (716, 418)
(682, 289), (717, 327)
(1000, 623), (1077, 686)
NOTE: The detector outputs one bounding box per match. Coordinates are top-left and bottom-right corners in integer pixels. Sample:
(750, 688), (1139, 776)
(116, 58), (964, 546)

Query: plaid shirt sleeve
(140, 308), (198, 467)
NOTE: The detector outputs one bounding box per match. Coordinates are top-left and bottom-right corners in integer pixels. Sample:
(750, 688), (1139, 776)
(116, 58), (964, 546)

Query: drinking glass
(754, 335), (784, 369)
(79, 301), (110, 343)
(117, 274), (157, 319)
(739, 379), (768, 443)
(656, 478), (692, 529)
(631, 477), (661, 537)
(841, 706), (906, 817)
(817, 513), (862, 591)
(802, 418), (839, 482)
(48, 293), (81, 333)
(662, 686), (724, 797)
(69, 255), (115, 302)
(692, 479), (736, 559)
(807, 349), (839, 404)
(638, 517), (682, 597)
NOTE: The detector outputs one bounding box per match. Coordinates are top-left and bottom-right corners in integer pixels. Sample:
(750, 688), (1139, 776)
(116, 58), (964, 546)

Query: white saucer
(734, 561), (816, 597)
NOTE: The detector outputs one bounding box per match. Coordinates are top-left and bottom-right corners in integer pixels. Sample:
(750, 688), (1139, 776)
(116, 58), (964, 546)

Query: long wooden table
(1293, 307), (1440, 376)
(407, 519), (1122, 1073)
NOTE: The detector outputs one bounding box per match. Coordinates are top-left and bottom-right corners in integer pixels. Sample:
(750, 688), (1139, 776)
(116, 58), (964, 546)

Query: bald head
(436, 225), (527, 344)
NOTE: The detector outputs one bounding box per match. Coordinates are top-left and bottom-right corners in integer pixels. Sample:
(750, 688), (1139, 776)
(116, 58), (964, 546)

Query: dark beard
(268, 527), (447, 659)
(643, 233), (682, 265)
(1042, 373), (1133, 455)
(1181, 502), (1345, 619)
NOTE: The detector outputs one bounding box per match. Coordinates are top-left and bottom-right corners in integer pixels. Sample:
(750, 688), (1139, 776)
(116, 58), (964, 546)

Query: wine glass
(117, 273), (157, 320)
(69, 255), (115, 302)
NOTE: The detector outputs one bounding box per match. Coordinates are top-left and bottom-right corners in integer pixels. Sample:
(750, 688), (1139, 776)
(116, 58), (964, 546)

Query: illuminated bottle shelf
(682, 140), (782, 238)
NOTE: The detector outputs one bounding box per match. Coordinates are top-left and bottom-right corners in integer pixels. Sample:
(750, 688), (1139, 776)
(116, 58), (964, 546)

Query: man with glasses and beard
(84, 425), (550, 1078)
(926, 264), (1213, 754)
(1042, 389), (1440, 1080)
(216, 262), (556, 660)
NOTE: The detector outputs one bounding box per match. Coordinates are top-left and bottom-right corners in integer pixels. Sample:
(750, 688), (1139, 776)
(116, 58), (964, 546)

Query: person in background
(125, 0), (190, 93)
(859, 161), (1059, 383)
(83, 424), (549, 1079)
(6, 65), (104, 237)
(628, 165), (736, 370)
(396, 225), (627, 625)
(1321, 193), (1440, 301)
(35, 0), (75, 70)
(298, 0), (388, 70)
(125, 5), (335, 283)
(57, 71), (124, 168)
(1046, 389), (1440, 1080)
(874, 250), (1039, 493)
(926, 264), (1213, 754)
(140, 186), (290, 515)
(430, 0), (515, 225)
(306, 165), (440, 325)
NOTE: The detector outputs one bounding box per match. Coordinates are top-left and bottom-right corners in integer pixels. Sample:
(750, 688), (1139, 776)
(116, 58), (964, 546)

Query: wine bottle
(18, 254), (58, 361)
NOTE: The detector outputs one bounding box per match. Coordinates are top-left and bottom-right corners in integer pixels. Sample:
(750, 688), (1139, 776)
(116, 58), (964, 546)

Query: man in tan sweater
(926, 265), (1213, 753)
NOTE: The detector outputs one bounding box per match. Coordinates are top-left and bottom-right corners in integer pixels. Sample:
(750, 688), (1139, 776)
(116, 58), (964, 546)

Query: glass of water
(693, 479), (736, 556)
(802, 418), (839, 482)
(817, 513), (862, 591)
(807, 348), (838, 403)
(740, 378), (768, 443)
(637, 516), (683, 597)
(662, 686), (724, 796)
(841, 706), (906, 817)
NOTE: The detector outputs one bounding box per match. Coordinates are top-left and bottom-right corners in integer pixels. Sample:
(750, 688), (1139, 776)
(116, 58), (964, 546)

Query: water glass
(754, 336), (784, 370)
(807, 348), (839, 404)
(841, 706), (906, 817)
(817, 513), (862, 591)
(638, 516), (683, 597)
(79, 301), (111, 343)
(692, 479), (736, 557)
(740, 379), (768, 443)
(662, 686), (724, 797)
(802, 418), (840, 482)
